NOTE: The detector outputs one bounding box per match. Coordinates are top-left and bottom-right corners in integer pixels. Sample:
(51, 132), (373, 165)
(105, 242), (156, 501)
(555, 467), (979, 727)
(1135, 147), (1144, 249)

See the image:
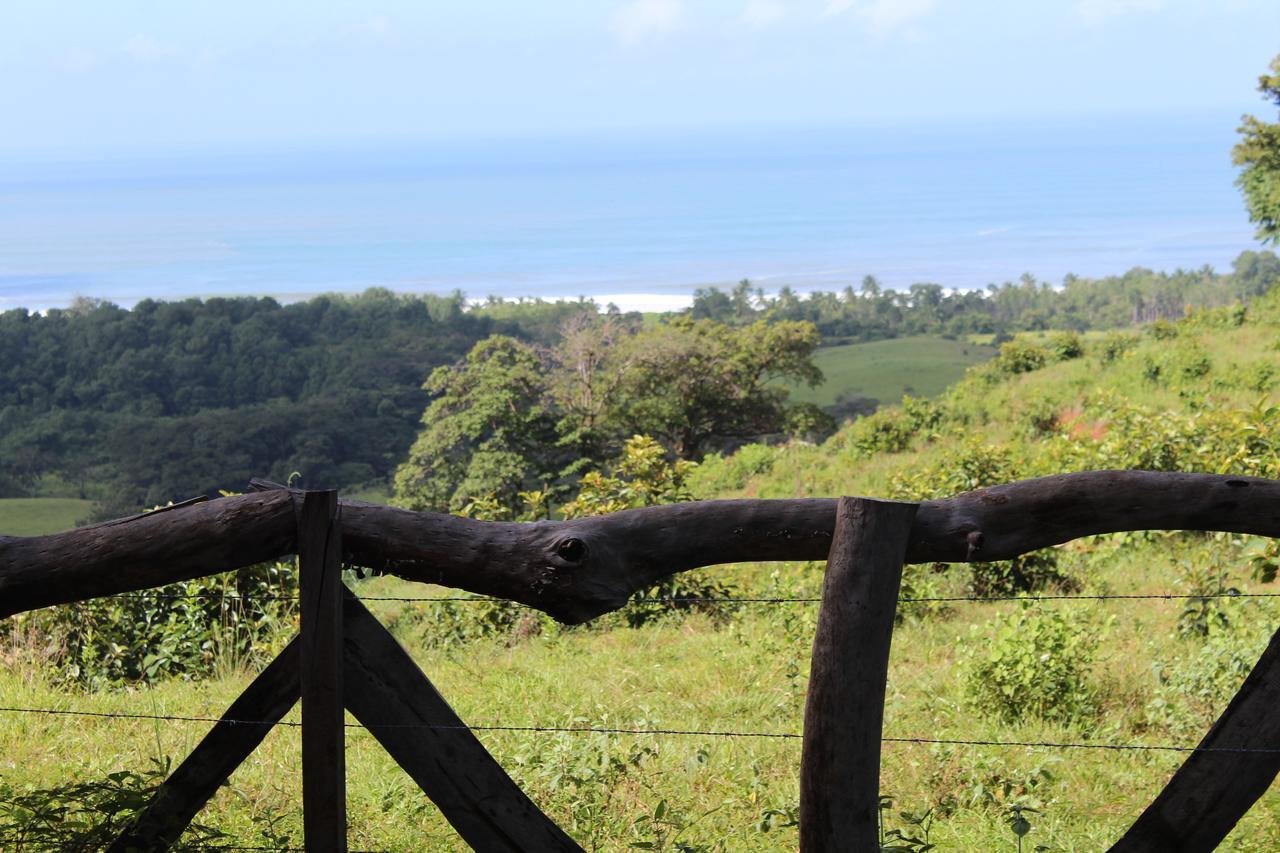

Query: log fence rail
(2, 470), (1280, 851)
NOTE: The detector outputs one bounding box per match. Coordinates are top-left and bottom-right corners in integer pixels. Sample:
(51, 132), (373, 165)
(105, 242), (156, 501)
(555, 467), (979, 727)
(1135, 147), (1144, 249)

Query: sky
(3, 0), (1279, 160)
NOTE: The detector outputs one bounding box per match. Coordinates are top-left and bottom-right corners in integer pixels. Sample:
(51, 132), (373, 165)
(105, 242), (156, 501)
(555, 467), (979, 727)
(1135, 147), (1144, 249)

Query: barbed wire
(122, 590), (1280, 605)
(0, 705), (1274, 755)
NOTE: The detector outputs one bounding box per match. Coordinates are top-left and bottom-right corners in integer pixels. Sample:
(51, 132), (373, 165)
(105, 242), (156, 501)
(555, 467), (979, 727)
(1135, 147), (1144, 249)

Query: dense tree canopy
(0, 290), (591, 509)
(393, 316), (823, 513)
(1234, 55), (1280, 246)
(688, 250), (1280, 340)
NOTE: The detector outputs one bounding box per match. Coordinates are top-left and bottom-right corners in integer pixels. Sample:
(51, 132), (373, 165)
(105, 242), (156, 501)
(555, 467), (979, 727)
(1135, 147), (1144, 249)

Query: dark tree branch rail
(3, 471), (1280, 849)
(4, 470), (1279, 623)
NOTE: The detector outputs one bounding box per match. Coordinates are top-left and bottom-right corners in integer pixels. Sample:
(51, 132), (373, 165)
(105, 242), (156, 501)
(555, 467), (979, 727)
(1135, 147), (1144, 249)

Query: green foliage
(964, 604), (1099, 724)
(996, 339), (1048, 374)
(561, 437), (735, 628)
(394, 316), (824, 512)
(878, 796), (937, 852)
(837, 395), (942, 457)
(1044, 331), (1083, 361)
(1147, 595), (1280, 737)
(1233, 55), (1280, 245)
(689, 444), (778, 493)
(394, 335), (564, 513)
(509, 711), (660, 845)
(0, 289), (523, 506)
(0, 758), (234, 850)
(19, 559), (297, 689)
(1096, 330), (1138, 363)
(691, 252), (1279, 339)
(1174, 554), (1241, 639)
(561, 436), (697, 518)
(889, 441), (1016, 499)
(968, 551), (1077, 599)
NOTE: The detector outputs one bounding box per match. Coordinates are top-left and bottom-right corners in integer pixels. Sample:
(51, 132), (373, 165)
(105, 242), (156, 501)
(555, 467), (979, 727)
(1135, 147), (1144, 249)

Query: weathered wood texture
(800, 497), (918, 852)
(5, 471), (1280, 622)
(1109, 626), (1280, 852)
(298, 491), (346, 852)
(341, 590), (583, 852)
(107, 639), (301, 852)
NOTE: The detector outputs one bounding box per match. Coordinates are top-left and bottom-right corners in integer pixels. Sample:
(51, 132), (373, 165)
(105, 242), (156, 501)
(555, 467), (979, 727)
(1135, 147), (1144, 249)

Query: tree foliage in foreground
(392, 316), (825, 513)
(1234, 54), (1280, 246)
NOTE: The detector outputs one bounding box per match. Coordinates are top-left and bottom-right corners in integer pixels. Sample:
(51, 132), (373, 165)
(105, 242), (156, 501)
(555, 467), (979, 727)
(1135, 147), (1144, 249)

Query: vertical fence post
(298, 490), (346, 852)
(800, 496), (918, 852)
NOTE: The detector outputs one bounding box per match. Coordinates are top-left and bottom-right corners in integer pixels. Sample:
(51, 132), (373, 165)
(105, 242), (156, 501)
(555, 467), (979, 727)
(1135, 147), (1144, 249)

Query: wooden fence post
(800, 496), (918, 852)
(298, 490), (346, 852)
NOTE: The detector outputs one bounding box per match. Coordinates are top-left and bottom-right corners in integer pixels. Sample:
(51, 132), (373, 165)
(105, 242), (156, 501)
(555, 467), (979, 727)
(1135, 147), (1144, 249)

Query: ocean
(0, 113), (1261, 313)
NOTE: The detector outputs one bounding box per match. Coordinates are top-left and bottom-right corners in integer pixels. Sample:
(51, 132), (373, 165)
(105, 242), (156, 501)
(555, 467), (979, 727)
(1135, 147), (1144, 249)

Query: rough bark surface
(800, 497), (918, 852)
(298, 491), (346, 852)
(4, 471), (1279, 622)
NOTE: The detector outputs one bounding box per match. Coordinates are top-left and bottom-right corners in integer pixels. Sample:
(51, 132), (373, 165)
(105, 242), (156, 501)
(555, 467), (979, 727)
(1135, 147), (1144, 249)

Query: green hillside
(0, 498), (93, 536)
(786, 335), (997, 411)
(6, 298), (1280, 848)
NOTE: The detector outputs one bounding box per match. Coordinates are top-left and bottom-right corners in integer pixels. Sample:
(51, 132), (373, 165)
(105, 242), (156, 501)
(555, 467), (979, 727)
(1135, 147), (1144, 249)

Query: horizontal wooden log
(0, 489), (297, 619)
(4, 471), (1280, 623)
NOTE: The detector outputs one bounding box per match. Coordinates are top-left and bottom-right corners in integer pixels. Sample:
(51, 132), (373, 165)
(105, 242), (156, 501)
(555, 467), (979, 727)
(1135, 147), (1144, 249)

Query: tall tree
(1234, 55), (1280, 246)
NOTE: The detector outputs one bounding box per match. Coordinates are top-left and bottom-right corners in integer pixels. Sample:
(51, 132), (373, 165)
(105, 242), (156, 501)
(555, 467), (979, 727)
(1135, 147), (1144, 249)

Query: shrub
(969, 549), (1078, 598)
(995, 340), (1049, 374)
(964, 604), (1099, 724)
(1045, 331), (1084, 361)
(1147, 598), (1279, 736)
(19, 560), (298, 689)
(1096, 331), (1138, 363)
(889, 441), (1016, 501)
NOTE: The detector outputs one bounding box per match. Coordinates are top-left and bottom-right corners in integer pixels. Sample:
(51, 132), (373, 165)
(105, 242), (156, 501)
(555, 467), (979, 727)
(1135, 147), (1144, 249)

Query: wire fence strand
(1, 705), (1275, 755)
(123, 590), (1280, 605)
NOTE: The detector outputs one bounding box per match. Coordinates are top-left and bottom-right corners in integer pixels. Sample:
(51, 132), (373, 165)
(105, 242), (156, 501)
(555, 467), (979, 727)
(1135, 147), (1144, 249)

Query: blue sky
(3, 1), (1278, 158)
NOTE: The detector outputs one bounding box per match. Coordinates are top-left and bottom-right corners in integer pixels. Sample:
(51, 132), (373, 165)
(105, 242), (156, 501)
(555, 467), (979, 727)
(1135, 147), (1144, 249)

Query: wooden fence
(3, 470), (1280, 850)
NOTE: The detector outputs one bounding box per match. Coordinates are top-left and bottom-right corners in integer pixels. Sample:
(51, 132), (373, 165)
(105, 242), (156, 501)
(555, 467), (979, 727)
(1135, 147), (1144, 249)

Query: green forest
(2, 249), (1278, 525)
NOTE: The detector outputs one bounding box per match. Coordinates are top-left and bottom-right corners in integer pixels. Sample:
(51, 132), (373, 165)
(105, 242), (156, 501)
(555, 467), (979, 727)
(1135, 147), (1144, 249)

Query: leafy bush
(969, 550), (1078, 598)
(1147, 599), (1279, 736)
(889, 441), (1016, 500)
(964, 604), (1099, 724)
(995, 340), (1049, 374)
(1045, 331), (1083, 361)
(837, 395), (943, 457)
(18, 560), (298, 689)
(1096, 331), (1138, 363)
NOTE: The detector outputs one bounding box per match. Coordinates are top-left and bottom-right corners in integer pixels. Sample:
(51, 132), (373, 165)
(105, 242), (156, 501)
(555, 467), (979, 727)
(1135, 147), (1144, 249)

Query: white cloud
(740, 0), (787, 28)
(610, 0), (686, 44)
(1075, 0), (1163, 25)
(122, 34), (180, 63)
(823, 0), (937, 36)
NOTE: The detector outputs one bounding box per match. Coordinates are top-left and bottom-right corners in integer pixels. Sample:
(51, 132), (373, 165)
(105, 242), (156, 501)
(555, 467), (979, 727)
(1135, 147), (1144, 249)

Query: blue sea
(0, 113), (1261, 313)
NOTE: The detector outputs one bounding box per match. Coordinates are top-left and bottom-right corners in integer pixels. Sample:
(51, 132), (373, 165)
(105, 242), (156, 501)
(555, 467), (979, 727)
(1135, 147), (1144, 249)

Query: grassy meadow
(5, 297), (1280, 849)
(0, 498), (93, 536)
(786, 335), (997, 410)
